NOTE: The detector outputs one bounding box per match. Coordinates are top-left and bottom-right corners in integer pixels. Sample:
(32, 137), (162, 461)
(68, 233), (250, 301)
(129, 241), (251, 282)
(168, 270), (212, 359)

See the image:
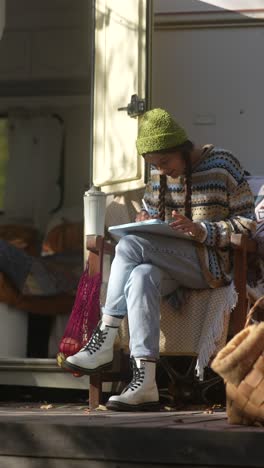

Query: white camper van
(0, 0), (151, 393)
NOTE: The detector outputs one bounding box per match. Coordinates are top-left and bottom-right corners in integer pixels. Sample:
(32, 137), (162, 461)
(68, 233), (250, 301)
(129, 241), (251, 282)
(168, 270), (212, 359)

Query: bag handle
(245, 295), (264, 327)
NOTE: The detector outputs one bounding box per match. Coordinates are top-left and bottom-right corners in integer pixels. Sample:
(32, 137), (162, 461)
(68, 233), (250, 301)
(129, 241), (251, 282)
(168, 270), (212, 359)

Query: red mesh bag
(57, 264), (102, 374)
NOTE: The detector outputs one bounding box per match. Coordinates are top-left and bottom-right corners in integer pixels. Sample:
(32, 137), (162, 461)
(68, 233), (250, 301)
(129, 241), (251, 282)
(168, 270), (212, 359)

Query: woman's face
(144, 151), (186, 178)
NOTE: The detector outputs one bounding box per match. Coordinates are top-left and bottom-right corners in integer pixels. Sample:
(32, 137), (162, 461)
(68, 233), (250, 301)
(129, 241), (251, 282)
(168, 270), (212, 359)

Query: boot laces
(81, 323), (108, 355)
(124, 357), (145, 392)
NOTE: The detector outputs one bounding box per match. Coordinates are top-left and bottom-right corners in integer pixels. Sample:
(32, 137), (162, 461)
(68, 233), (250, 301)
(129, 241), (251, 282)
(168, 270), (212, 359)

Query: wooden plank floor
(0, 403), (263, 467)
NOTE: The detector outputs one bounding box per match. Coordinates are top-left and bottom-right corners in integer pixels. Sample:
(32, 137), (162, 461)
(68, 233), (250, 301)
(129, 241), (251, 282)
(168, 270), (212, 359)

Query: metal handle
(118, 94), (146, 118)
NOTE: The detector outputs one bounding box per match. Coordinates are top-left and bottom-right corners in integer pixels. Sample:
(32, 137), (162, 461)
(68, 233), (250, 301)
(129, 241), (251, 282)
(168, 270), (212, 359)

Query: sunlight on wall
(199, 0), (264, 15)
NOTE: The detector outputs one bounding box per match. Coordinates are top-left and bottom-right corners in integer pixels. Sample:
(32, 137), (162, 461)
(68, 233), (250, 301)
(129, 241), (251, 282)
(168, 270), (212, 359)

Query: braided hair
(181, 143), (193, 221)
(155, 140), (194, 221)
(158, 174), (167, 221)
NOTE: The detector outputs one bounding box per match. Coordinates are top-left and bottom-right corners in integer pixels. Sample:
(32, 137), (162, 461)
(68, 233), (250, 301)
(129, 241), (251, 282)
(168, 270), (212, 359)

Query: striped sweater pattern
(143, 146), (256, 287)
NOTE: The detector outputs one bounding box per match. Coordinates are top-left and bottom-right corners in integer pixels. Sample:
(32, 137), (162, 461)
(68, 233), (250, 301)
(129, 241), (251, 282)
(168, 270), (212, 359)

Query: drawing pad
(108, 219), (191, 240)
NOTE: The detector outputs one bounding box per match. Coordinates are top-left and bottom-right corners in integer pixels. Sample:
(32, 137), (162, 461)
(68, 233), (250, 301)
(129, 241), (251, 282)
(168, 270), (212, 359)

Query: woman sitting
(63, 108), (256, 411)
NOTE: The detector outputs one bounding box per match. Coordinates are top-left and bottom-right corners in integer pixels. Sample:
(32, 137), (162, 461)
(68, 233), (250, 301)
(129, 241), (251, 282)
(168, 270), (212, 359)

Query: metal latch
(118, 94), (146, 118)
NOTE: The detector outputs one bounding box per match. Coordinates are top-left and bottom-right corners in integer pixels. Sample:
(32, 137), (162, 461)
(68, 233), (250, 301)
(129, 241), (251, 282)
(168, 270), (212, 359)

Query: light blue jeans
(102, 234), (209, 359)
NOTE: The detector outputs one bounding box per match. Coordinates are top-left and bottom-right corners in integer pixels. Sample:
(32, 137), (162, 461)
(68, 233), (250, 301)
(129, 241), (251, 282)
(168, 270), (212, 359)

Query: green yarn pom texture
(136, 108), (188, 155)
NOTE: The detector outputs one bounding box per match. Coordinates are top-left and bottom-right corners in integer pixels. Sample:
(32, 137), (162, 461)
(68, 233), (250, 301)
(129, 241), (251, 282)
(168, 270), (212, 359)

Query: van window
(0, 119), (9, 211)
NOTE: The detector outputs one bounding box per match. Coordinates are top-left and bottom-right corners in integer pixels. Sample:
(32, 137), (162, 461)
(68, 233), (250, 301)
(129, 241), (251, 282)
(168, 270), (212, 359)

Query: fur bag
(211, 296), (264, 426)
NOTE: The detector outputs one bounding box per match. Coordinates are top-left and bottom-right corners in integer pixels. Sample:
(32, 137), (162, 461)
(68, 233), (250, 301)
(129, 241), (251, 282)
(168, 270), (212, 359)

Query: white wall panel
(0, 32), (30, 79)
(31, 30), (90, 79)
(152, 26), (264, 174)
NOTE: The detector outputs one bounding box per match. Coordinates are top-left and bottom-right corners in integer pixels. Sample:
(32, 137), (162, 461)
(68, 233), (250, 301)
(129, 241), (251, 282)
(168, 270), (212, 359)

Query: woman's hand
(169, 210), (200, 237)
(135, 210), (151, 222)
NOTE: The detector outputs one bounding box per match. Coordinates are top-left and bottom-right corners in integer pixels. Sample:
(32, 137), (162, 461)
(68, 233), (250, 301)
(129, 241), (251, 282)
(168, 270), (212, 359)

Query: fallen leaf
(164, 406), (175, 411)
(95, 405), (107, 411)
(40, 404), (53, 410)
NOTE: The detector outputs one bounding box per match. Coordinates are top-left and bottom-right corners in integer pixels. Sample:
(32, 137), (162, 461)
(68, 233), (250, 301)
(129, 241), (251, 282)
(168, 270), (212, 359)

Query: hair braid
(158, 174), (167, 221)
(183, 151), (192, 220)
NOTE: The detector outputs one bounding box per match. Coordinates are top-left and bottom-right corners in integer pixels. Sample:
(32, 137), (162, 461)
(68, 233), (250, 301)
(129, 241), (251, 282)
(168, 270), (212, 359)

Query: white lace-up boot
(106, 357), (159, 411)
(63, 316), (121, 374)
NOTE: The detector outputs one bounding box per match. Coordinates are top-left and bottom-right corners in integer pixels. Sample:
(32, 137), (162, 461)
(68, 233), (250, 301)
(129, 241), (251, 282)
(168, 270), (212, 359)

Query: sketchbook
(108, 219), (192, 240)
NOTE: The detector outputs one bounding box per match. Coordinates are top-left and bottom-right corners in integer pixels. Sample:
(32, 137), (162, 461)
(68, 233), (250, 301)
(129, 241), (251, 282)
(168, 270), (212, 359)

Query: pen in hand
(135, 200), (151, 222)
(139, 199), (160, 221)
(142, 199), (150, 214)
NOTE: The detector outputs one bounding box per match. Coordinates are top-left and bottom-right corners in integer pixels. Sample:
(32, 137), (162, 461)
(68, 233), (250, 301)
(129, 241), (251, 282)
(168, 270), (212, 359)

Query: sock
(102, 314), (122, 327)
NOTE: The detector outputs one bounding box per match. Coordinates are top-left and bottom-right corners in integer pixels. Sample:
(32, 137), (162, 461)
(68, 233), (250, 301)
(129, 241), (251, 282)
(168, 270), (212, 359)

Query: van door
(92, 0), (152, 193)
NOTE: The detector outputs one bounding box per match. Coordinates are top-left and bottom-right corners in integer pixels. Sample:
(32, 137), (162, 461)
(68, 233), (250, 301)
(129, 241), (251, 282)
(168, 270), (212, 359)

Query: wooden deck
(0, 403), (262, 467)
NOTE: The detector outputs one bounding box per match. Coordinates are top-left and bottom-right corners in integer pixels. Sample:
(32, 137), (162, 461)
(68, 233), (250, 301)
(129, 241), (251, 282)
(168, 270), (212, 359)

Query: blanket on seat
(100, 280), (237, 379)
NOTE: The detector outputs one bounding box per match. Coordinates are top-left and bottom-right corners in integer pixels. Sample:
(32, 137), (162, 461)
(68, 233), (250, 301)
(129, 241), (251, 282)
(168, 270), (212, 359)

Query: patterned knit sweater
(143, 145), (256, 287)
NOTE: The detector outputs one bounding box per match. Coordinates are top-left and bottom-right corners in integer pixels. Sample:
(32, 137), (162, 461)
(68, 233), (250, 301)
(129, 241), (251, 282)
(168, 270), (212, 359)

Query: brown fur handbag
(211, 296), (264, 426)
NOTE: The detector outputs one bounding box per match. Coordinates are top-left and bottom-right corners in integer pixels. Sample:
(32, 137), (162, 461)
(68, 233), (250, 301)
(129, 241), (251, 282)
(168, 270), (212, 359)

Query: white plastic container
(0, 304), (28, 357)
(84, 186), (106, 236)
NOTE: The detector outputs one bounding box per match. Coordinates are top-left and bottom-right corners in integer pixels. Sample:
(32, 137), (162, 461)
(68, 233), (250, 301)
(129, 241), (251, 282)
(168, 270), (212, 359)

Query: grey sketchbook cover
(108, 219), (191, 240)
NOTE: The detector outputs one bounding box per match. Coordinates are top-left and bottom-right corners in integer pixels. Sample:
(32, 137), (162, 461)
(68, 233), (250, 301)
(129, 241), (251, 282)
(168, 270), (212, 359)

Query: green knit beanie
(136, 108), (188, 155)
